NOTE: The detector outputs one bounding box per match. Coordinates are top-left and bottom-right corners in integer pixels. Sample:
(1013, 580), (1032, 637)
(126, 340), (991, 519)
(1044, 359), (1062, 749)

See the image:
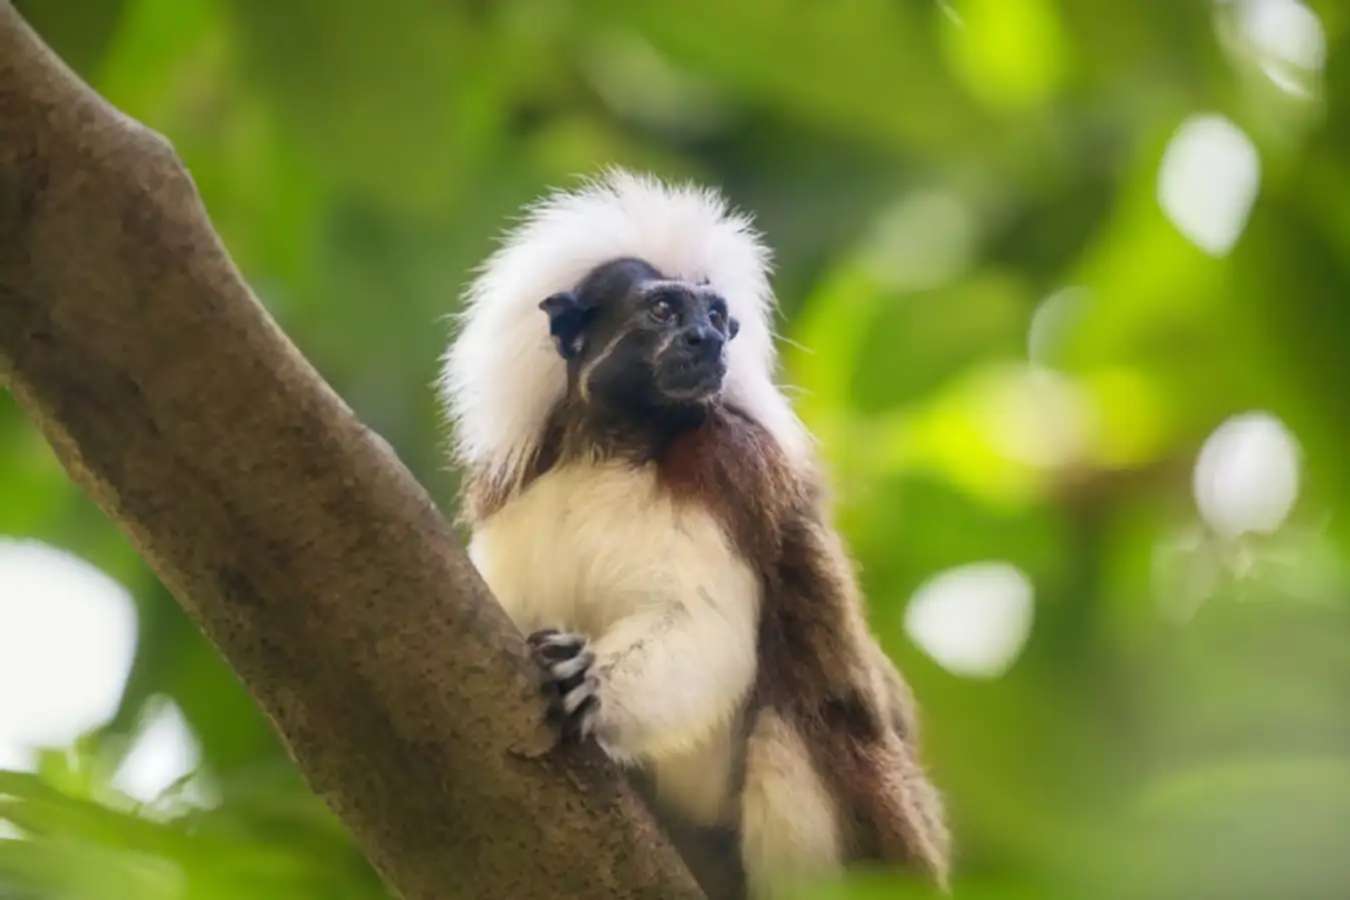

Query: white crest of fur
(440, 168), (809, 486)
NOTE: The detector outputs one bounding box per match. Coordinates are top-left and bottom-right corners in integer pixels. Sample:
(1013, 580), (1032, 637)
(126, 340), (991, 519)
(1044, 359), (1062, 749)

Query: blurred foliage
(3, 0), (1350, 897)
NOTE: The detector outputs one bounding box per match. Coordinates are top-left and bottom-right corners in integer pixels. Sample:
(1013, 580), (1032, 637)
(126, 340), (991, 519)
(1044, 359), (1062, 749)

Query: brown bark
(0, 4), (702, 898)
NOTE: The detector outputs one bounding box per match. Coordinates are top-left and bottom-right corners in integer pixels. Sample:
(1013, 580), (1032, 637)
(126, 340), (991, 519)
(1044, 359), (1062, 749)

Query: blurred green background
(2, 0), (1349, 897)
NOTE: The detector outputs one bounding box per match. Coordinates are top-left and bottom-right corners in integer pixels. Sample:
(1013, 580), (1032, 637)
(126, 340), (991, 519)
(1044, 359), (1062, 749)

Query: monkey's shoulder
(654, 404), (815, 565)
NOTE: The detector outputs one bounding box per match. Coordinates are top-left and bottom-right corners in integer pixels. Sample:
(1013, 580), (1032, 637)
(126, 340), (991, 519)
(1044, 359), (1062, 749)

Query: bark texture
(0, 5), (702, 898)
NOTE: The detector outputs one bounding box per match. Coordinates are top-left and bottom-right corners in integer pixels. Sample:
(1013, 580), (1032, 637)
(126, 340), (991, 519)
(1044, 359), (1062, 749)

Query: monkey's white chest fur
(469, 460), (761, 825)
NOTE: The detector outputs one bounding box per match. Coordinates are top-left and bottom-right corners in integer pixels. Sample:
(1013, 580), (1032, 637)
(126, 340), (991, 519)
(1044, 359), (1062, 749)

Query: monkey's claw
(527, 629), (601, 741)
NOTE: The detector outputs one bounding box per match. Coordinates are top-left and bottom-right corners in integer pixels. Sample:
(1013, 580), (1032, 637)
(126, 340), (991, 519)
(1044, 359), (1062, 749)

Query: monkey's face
(540, 257), (740, 421)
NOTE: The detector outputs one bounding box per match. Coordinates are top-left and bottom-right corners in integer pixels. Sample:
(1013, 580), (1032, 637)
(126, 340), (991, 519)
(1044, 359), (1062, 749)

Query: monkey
(440, 170), (949, 898)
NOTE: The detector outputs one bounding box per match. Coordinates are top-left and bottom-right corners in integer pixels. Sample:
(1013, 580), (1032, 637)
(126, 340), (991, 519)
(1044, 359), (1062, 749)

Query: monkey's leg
(740, 709), (845, 899)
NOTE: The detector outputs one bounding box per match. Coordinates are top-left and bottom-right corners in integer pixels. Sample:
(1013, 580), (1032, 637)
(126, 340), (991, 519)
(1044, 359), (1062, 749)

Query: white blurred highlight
(904, 562), (1035, 678)
(1194, 411), (1300, 538)
(112, 698), (201, 803)
(1158, 114), (1260, 256)
(0, 539), (136, 769)
(1238, 0), (1326, 95)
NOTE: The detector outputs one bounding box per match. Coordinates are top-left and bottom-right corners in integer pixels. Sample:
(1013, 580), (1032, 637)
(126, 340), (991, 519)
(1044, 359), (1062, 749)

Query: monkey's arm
(750, 510), (951, 889)
(590, 577), (758, 762)
(531, 569), (759, 765)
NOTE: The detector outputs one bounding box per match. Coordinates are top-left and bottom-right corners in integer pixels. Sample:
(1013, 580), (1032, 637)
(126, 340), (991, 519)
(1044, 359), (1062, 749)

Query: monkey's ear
(539, 291), (592, 359)
(727, 316), (741, 341)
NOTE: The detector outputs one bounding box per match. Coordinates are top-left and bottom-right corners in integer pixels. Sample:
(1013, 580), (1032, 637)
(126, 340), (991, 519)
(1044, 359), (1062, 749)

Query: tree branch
(0, 5), (702, 898)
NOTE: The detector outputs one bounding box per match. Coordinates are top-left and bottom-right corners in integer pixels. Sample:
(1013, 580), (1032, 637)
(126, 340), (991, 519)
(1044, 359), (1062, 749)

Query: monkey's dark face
(540, 257), (740, 423)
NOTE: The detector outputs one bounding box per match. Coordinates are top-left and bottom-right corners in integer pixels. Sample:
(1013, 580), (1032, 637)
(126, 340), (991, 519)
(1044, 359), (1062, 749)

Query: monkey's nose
(683, 326), (722, 354)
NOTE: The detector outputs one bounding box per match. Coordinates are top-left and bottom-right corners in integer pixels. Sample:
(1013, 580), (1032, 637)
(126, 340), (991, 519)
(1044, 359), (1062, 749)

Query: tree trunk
(0, 4), (703, 898)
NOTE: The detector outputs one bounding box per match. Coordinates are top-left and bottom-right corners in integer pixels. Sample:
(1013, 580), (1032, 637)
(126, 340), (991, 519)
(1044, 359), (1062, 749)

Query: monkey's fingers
(529, 630), (600, 743)
(560, 675), (601, 741)
(528, 629), (588, 662)
(547, 650), (594, 682)
(527, 627), (560, 643)
(568, 698), (600, 741)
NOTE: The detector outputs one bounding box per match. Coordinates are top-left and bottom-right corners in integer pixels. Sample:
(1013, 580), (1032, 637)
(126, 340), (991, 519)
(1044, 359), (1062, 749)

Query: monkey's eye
(708, 304), (727, 331)
(649, 296), (676, 323)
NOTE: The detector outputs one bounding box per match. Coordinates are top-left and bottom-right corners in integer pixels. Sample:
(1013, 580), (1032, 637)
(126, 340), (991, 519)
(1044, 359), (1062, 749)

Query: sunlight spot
(1081, 367), (1170, 469)
(988, 367), (1094, 469)
(942, 0), (1067, 110)
(858, 189), (976, 292)
(904, 562), (1034, 678)
(1158, 114), (1260, 256)
(0, 540), (136, 770)
(112, 698), (201, 803)
(1194, 412), (1300, 538)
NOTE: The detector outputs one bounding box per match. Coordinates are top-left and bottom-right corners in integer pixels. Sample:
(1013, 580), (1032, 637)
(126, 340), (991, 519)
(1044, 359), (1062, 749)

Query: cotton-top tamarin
(440, 170), (949, 898)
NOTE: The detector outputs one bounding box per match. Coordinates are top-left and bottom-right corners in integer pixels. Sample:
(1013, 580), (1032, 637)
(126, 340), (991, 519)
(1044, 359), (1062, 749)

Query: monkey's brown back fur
(659, 405), (950, 889)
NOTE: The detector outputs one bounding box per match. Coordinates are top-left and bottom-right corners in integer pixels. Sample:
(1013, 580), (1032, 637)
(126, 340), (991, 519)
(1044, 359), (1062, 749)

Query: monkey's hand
(527, 629), (601, 741)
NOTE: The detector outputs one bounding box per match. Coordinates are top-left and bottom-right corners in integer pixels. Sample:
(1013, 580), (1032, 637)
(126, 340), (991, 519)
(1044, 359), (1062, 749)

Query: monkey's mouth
(657, 355), (726, 401)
